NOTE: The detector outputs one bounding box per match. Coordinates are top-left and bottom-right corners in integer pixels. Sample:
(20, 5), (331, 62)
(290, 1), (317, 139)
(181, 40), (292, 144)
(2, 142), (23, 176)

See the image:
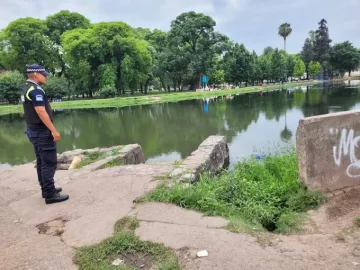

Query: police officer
(22, 64), (69, 204)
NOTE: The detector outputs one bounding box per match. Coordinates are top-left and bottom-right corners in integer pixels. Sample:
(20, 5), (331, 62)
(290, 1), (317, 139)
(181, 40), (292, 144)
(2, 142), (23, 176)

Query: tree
(308, 30), (316, 44)
(250, 51), (263, 84)
(143, 29), (168, 90)
(263, 46), (274, 55)
(224, 43), (252, 86)
(62, 22), (153, 96)
(45, 10), (90, 77)
(309, 61), (321, 77)
(208, 55), (225, 85)
(99, 85), (116, 98)
(330, 41), (360, 76)
(293, 58), (306, 78)
(278, 23), (292, 52)
(156, 47), (191, 91)
(301, 38), (314, 79)
(314, 19), (332, 73)
(270, 49), (286, 81)
(0, 71), (24, 104)
(285, 54), (297, 79)
(168, 11), (228, 89)
(45, 10), (90, 45)
(44, 76), (69, 99)
(0, 18), (56, 73)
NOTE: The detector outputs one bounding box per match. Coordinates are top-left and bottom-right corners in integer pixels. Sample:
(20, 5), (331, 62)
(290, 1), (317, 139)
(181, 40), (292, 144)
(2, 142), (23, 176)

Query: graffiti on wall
(330, 128), (360, 178)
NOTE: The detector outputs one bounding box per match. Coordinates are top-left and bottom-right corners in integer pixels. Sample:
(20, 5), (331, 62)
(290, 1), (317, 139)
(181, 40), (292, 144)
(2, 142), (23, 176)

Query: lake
(1, 80), (360, 168)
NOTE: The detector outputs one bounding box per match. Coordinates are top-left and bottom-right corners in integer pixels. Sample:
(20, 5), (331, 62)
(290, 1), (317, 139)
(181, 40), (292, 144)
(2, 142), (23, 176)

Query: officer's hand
(52, 131), (61, 141)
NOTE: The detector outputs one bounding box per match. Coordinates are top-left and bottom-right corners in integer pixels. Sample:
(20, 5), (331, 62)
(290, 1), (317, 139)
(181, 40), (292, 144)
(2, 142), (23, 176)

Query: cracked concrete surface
(134, 202), (360, 270)
(2, 163), (360, 270)
(0, 162), (171, 269)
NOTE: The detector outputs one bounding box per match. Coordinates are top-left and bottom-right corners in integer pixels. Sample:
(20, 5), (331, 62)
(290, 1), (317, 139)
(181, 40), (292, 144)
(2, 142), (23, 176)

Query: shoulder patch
(35, 95), (44, 102)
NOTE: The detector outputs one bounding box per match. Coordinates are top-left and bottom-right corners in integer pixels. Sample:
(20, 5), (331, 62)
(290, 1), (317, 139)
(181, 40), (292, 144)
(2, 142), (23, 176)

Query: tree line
(0, 11), (359, 103)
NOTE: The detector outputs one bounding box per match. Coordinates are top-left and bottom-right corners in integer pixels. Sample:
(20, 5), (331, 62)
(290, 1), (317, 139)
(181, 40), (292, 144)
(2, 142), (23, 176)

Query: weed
(76, 148), (124, 169)
(101, 158), (123, 169)
(143, 149), (326, 233)
(172, 160), (182, 168)
(114, 217), (139, 233)
(76, 152), (108, 168)
(74, 217), (180, 270)
(355, 217), (360, 227)
(152, 174), (171, 181)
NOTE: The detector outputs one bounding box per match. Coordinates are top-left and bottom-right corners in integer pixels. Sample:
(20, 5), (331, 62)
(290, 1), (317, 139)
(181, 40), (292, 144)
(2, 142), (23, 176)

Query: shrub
(99, 85), (117, 98)
(44, 76), (69, 99)
(0, 71), (24, 104)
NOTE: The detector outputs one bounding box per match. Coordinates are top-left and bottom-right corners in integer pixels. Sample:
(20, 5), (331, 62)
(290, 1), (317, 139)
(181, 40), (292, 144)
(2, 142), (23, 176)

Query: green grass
(74, 217), (180, 270)
(76, 147), (123, 169)
(76, 152), (109, 169)
(0, 81), (317, 116)
(100, 158), (124, 169)
(143, 148), (326, 234)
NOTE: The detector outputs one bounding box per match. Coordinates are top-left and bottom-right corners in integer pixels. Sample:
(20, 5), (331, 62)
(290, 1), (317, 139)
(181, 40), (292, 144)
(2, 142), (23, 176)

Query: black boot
(42, 187), (62, 198)
(45, 193), (69, 204)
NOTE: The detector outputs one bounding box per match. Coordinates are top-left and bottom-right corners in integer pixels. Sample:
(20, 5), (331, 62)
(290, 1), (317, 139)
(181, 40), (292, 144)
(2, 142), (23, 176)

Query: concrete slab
(0, 162), (173, 269)
(297, 110), (360, 191)
(136, 202), (228, 228)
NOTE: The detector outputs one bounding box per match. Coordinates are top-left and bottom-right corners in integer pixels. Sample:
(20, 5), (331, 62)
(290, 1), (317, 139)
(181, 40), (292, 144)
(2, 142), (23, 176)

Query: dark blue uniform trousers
(26, 129), (57, 198)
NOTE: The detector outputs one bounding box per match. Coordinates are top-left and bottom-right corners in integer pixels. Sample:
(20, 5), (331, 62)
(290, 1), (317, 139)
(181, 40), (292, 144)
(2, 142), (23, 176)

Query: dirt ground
(1, 163), (360, 270)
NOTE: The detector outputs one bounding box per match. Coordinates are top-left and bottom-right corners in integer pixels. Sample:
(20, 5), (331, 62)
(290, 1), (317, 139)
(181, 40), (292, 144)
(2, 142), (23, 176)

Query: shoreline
(0, 80), (320, 116)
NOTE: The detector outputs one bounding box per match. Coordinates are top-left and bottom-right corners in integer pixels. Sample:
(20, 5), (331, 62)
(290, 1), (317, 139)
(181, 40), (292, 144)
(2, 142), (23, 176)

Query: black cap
(26, 64), (50, 77)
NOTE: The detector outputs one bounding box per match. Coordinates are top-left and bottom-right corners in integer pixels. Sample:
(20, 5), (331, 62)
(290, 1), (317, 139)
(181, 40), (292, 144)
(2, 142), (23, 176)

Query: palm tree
(278, 23), (292, 52)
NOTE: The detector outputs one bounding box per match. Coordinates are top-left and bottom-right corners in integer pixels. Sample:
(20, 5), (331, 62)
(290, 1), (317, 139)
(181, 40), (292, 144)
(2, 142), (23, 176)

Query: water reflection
(1, 81), (360, 166)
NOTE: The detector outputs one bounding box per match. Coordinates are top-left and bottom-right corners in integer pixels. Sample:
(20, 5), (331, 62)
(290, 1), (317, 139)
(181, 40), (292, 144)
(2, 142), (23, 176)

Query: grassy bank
(0, 81), (317, 116)
(75, 217), (180, 270)
(142, 148), (326, 234)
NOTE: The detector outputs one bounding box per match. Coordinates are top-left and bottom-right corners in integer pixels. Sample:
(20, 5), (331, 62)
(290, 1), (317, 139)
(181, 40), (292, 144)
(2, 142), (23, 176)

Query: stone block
(118, 144), (145, 165)
(169, 136), (229, 182)
(297, 110), (360, 191)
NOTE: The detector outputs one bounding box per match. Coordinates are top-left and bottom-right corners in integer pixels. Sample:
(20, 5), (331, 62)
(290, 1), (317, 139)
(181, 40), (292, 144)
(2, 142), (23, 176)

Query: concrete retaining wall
(170, 136), (229, 182)
(296, 110), (360, 192)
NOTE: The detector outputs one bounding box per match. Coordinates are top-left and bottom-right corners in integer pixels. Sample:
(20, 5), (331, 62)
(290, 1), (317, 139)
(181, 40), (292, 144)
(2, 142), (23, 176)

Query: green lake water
(1, 80), (360, 168)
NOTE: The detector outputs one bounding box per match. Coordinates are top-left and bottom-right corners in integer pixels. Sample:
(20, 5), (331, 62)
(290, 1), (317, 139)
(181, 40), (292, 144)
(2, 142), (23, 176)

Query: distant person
(21, 64), (69, 204)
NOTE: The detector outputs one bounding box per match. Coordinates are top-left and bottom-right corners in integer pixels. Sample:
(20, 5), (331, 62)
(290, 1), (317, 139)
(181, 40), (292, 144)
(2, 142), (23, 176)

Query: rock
(139, 264), (145, 268)
(189, 250), (198, 259)
(353, 247), (360, 257)
(57, 164), (70, 170)
(197, 250), (208, 258)
(169, 168), (187, 178)
(84, 147), (100, 154)
(111, 258), (124, 266)
(352, 262), (359, 266)
(180, 173), (196, 183)
(118, 144), (145, 164)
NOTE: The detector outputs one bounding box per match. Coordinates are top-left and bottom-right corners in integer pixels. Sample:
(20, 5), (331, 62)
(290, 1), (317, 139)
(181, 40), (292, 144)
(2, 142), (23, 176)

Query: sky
(1, 0), (359, 54)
